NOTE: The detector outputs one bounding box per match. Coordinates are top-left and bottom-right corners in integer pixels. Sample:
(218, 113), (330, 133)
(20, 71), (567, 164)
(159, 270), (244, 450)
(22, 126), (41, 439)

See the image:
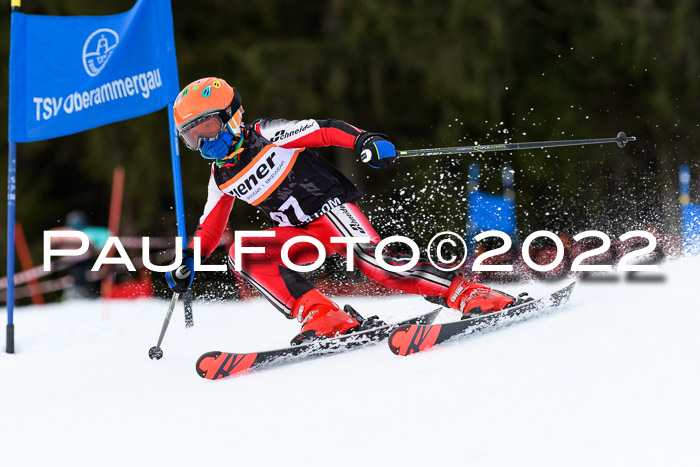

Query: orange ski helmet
(173, 77), (244, 150)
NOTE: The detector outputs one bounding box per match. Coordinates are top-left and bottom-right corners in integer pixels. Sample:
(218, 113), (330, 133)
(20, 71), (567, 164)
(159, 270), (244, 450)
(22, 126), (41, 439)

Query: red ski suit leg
(228, 203), (454, 317)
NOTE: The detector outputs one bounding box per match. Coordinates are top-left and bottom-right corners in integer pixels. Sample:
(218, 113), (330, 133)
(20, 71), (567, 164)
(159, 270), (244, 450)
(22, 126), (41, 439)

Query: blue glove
(200, 130), (235, 160)
(354, 132), (397, 169)
(165, 248), (195, 293)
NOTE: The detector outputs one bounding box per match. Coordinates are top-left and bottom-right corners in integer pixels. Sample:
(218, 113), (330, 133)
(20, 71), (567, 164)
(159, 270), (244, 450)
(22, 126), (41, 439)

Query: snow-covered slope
(2, 258), (699, 467)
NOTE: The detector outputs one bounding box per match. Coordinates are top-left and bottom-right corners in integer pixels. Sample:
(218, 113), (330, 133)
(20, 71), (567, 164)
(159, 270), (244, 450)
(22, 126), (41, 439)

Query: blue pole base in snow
(6, 323), (14, 354)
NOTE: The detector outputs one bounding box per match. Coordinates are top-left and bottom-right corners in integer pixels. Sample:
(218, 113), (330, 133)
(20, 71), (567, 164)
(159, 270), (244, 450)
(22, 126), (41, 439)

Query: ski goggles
(177, 86), (244, 151)
(177, 107), (236, 151)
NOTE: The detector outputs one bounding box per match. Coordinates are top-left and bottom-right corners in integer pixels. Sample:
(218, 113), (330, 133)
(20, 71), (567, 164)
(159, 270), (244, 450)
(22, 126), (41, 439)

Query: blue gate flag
(681, 204), (700, 255)
(467, 191), (517, 235)
(9, 0), (179, 142)
(679, 165), (700, 254)
(679, 165), (700, 255)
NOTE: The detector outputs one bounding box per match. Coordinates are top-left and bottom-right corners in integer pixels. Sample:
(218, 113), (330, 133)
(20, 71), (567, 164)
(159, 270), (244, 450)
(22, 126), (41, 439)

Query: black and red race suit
(189, 118), (454, 317)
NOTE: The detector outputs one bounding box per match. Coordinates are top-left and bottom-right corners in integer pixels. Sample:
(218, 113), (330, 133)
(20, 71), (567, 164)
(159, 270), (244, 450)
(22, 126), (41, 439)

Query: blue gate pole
(466, 162), (480, 253)
(6, 0), (21, 354)
(679, 164), (690, 206)
(502, 164), (518, 244)
(166, 102), (193, 327)
(680, 165), (690, 254)
(167, 103), (186, 240)
(7, 140), (16, 353)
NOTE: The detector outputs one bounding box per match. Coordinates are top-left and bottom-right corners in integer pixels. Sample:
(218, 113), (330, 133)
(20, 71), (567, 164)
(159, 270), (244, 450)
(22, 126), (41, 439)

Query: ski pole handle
(396, 131), (636, 158)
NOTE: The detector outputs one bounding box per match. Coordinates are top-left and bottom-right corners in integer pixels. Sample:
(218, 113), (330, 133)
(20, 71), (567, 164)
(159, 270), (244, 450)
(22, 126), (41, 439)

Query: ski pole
(149, 292), (180, 360)
(396, 131), (636, 158)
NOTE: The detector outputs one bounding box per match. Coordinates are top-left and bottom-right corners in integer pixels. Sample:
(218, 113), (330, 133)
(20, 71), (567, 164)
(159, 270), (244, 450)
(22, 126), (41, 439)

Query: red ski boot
(290, 289), (362, 346)
(446, 275), (515, 319)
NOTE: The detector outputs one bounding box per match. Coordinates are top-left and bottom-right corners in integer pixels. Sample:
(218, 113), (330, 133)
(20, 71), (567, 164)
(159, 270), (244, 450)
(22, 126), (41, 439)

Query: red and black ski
(388, 282), (576, 356)
(196, 309), (441, 379)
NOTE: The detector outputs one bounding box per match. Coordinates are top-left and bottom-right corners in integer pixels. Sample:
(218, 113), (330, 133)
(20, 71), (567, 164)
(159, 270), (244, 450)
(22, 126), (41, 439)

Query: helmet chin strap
(226, 107), (244, 137)
(217, 107), (245, 163)
(221, 131), (244, 161)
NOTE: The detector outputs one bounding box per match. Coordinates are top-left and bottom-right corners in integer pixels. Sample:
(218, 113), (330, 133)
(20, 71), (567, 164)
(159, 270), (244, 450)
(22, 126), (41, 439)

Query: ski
(196, 309), (441, 379)
(388, 282), (576, 356)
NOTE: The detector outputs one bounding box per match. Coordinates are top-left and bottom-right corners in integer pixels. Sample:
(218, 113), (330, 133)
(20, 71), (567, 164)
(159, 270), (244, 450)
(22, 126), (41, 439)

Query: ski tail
(388, 324), (442, 356)
(196, 351), (258, 380)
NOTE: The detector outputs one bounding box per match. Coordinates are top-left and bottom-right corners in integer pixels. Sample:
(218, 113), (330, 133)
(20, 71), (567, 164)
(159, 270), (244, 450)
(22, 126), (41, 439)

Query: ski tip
(196, 351), (222, 379)
(196, 351), (259, 380)
(388, 325), (411, 355)
(562, 281), (576, 297)
(388, 324), (442, 356)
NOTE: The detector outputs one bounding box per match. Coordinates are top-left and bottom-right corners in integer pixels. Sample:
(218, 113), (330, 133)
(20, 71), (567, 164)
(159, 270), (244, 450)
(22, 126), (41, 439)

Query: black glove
(354, 132), (397, 169)
(165, 248), (195, 293)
